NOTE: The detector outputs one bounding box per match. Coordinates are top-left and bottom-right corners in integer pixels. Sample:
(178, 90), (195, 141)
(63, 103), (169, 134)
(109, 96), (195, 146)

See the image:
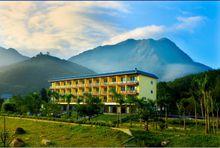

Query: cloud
(103, 25), (165, 45)
(175, 16), (205, 32)
(0, 1), (206, 59)
(0, 1), (128, 58)
(103, 15), (206, 46)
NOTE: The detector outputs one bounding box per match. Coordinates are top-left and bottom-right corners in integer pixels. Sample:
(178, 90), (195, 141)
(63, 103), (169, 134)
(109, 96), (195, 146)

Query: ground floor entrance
(60, 104), (135, 114)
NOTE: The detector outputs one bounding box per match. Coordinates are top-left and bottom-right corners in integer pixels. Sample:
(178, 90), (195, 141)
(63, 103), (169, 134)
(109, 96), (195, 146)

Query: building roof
(48, 68), (158, 82)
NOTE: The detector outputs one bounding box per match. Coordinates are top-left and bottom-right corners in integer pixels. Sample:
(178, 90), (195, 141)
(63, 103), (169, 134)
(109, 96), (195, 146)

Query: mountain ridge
(69, 37), (211, 81)
(0, 46), (29, 67)
(0, 54), (95, 95)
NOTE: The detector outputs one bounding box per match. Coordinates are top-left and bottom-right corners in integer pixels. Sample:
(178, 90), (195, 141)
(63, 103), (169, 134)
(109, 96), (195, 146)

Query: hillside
(0, 54), (95, 95)
(157, 69), (220, 113)
(0, 47), (29, 67)
(69, 38), (211, 81)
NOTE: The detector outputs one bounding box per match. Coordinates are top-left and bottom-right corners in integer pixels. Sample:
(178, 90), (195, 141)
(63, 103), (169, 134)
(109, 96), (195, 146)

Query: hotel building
(49, 69), (158, 113)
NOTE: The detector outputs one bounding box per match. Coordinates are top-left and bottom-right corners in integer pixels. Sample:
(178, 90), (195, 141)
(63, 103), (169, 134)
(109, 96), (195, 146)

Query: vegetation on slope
(0, 53), (95, 95)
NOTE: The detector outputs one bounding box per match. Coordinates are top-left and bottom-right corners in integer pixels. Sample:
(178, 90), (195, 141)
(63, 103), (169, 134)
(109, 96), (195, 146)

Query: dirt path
(5, 116), (133, 136)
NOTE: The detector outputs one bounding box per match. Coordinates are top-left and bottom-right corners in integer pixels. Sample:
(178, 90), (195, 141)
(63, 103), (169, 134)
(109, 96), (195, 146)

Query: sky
(0, 1), (219, 68)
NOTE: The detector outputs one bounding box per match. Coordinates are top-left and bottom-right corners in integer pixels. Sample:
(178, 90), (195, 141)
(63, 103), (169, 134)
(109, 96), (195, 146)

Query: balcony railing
(121, 90), (138, 95)
(51, 80), (139, 90)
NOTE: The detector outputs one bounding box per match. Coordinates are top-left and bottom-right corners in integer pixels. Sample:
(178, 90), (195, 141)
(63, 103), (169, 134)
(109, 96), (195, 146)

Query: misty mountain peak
(69, 37), (211, 81)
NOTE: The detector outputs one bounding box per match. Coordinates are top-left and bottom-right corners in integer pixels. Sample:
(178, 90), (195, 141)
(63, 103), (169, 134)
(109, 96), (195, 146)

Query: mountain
(0, 54), (95, 95)
(69, 38), (211, 81)
(0, 46), (29, 67)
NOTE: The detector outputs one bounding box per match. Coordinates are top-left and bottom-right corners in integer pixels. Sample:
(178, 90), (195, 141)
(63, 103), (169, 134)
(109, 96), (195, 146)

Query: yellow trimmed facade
(49, 69), (158, 113)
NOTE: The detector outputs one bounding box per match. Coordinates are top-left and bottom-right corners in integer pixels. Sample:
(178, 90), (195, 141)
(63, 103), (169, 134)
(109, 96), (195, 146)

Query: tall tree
(40, 88), (50, 103)
(125, 95), (138, 127)
(65, 94), (74, 117)
(110, 89), (125, 126)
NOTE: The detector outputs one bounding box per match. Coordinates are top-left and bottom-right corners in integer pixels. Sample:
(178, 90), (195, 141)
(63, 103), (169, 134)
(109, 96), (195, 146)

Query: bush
(2, 102), (17, 113)
(15, 127), (26, 134)
(158, 118), (166, 130)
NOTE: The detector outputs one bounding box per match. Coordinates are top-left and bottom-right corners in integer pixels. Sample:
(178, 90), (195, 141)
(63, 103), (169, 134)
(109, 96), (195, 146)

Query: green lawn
(91, 114), (129, 122)
(128, 126), (220, 147)
(1, 116), (220, 147)
(0, 117), (130, 147)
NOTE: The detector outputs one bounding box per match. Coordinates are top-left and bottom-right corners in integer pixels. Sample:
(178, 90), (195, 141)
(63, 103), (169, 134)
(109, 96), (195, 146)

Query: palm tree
(51, 91), (60, 102)
(76, 97), (83, 120)
(125, 95), (138, 127)
(65, 94), (74, 117)
(110, 89), (124, 127)
(136, 98), (155, 131)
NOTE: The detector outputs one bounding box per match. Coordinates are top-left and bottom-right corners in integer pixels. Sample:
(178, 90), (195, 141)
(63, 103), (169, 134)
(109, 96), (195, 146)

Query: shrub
(2, 102), (17, 113)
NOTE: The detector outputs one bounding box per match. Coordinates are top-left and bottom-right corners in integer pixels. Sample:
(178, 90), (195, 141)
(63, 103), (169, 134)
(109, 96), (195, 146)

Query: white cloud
(0, 1), (206, 59)
(103, 25), (165, 45)
(176, 16), (205, 32)
(0, 1), (128, 58)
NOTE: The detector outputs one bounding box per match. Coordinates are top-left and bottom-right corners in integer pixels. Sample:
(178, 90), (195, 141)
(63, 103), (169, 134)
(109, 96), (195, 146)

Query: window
(112, 77), (116, 82)
(121, 86), (125, 91)
(151, 81), (153, 85)
(121, 77), (126, 82)
(151, 90), (153, 94)
(129, 86), (135, 91)
(130, 76), (136, 81)
(89, 80), (92, 84)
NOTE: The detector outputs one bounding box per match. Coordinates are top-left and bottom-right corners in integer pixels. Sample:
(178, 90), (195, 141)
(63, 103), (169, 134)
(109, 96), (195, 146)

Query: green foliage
(40, 88), (50, 103)
(75, 93), (103, 119)
(1, 102), (16, 113)
(0, 54), (95, 95)
(40, 102), (62, 117)
(157, 69), (220, 115)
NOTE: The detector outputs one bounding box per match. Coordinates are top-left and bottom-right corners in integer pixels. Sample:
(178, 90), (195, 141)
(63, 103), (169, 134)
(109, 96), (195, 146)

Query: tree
(125, 95), (138, 127)
(51, 91), (60, 102)
(65, 94), (74, 117)
(177, 98), (191, 130)
(213, 76), (220, 130)
(83, 93), (103, 120)
(40, 102), (61, 117)
(110, 89), (125, 126)
(75, 93), (102, 120)
(136, 98), (156, 131)
(40, 88), (50, 103)
(157, 82), (172, 128)
(24, 92), (42, 115)
(75, 97), (83, 120)
(1, 102), (16, 113)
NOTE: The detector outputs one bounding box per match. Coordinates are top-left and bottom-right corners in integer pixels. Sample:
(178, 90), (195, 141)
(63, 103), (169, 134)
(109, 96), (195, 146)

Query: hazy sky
(0, 1), (219, 68)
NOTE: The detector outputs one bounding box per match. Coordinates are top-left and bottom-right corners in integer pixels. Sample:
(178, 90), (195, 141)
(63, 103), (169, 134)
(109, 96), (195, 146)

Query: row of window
(54, 76), (137, 86)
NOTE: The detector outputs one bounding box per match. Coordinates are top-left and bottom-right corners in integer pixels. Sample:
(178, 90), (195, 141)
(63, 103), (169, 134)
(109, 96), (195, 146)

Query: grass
(1, 115), (220, 147)
(91, 114), (129, 123)
(0, 116), (130, 147)
(127, 123), (220, 147)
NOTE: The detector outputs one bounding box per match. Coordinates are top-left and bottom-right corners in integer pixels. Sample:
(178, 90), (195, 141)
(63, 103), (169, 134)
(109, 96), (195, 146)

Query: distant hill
(0, 54), (95, 95)
(69, 38), (211, 81)
(0, 47), (29, 67)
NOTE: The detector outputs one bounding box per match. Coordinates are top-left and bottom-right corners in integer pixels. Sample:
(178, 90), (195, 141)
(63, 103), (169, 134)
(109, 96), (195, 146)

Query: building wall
(138, 75), (157, 100)
(50, 73), (157, 104)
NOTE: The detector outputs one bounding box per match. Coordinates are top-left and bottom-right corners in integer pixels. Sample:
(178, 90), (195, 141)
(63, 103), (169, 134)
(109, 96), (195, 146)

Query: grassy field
(1, 116), (220, 147)
(0, 116), (130, 147)
(91, 114), (128, 122)
(128, 126), (220, 147)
